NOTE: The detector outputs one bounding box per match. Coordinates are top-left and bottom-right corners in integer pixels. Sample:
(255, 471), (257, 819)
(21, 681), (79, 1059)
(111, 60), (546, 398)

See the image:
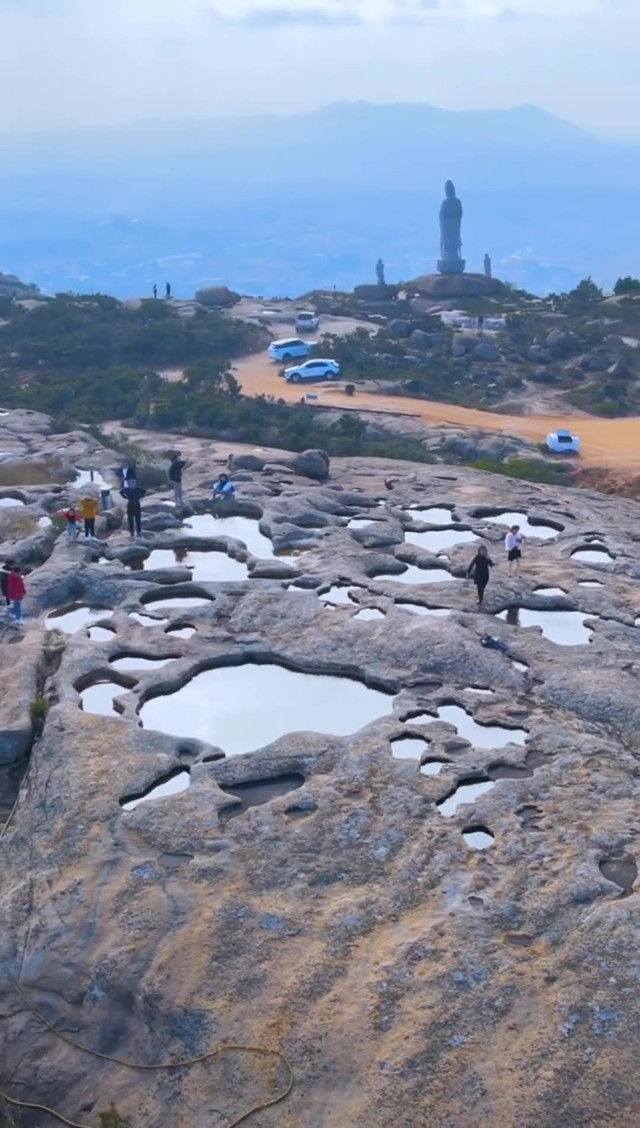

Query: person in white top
(505, 525), (524, 576)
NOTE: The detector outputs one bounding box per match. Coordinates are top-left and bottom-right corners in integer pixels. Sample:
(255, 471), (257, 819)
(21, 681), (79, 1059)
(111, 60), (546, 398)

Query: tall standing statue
(376, 258), (386, 287)
(437, 180), (466, 275)
(484, 253), (492, 279)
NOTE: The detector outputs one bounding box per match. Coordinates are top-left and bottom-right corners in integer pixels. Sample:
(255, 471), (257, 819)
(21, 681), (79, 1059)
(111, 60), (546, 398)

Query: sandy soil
(232, 350), (640, 471)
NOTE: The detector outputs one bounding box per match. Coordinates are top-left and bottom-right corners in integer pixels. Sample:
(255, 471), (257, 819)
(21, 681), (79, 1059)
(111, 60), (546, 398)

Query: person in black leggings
(120, 484), (146, 537)
(467, 545), (494, 608)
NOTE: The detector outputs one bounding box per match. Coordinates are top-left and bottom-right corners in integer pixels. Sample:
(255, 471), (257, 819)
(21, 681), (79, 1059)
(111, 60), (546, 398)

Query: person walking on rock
(505, 525), (524, 577)
(8, 566), (26, 624)
(79, 495), (99, 538)
(168, 453), (188, 504)
(467, 544), (494, 608)
(1, 559), (12, 608)
(120, 484), (146, 537)
(58, 505), (80, 541)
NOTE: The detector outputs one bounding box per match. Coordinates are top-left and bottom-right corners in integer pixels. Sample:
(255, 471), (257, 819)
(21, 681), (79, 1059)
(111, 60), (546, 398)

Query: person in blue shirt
(211, 473), (235, 502)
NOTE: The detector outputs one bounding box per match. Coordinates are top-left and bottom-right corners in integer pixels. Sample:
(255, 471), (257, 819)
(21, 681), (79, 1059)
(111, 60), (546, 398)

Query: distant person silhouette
(152, 284), (158, 299)
(166, 282), (171, 299)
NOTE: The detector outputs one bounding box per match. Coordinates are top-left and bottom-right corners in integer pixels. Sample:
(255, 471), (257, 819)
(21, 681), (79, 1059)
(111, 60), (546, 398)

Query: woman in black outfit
(467, 545), (494, 607)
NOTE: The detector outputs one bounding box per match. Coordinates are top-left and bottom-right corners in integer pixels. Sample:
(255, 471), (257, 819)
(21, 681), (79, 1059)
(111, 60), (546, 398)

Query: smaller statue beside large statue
(376, 258), (386, 287)
(437, 180), (465, 275)
(484, 253), (492, 279)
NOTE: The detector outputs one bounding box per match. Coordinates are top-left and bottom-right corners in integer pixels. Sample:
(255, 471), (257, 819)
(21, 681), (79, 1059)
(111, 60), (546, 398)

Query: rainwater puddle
(74, 468), (111, 490)
(437, 777), (495, 817)
(534, 587), (567, 598)
(38, 515), (52, 528)
(348, 519), (376, 530)
(80, 680), (123, 716)
(511, 660), (528, 673)
(599, 857), (637, 895)
(110, 656), (174, 673)
(88, 626), (116, 641)
(139, 664), (395, 755)
(353, 608), (385, 621)
(420, 759), (450, 776)
(390, 736), (430, 760)
(405, 528), (478, 553)
(397, 603), (450, 618)
(143, 597), (212, 610)
(45, 604), (113, 633)
(185, 514), (279, 559)
(572, 546), (613, 564)
(578, 580), (604, 588)
(436, 705), (527, 749)
(463, 687), (494, 696)
(488, 749), (549, 780)
(497, 607), (592, 646)
(130, 612), (170, 627)
(391, 565), (456, 585)
(0, 497), (25, 508)
(165, 626), (196, 639)
(144, 548), (248, 582)
(463, 827), (495, 850)
(219, 773), (305, 822)
(321, 586), (360, 605)
(483, 512), (559, 539)
(122, 770), (190, 811)
(406, 507), (455, 524)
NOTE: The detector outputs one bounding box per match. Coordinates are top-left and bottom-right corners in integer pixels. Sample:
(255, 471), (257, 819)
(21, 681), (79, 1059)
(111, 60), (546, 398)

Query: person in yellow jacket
(79, 495), (99, 538)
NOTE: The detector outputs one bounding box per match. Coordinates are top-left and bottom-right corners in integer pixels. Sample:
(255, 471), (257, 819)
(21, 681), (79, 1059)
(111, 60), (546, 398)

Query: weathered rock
(286, 449), (330, 481)
(387, 319), (411, 339)
(473, 341), (501, 362)
(194, 286), (241, 308)
(228, 454), (266, 472)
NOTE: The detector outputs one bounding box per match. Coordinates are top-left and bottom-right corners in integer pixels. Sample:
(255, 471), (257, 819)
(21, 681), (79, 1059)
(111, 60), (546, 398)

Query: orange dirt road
(233, 353), (640, 472)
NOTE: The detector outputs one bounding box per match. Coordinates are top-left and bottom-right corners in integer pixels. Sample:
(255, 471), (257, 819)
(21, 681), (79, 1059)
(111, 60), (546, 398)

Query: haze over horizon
(0, 0), (637, 140)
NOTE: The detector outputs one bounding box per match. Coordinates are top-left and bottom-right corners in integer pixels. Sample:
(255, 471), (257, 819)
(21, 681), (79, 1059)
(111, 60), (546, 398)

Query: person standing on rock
(57, 504), (80, 542)
(467, 544), (494, 608)
(1, 559), (13, 608)
(8, 566), (26, 624)
(120, 483), (146, 537)
(168, 453), (188, 504)
(166, 282), (172, 299)
(505, 525), (524, 577)
(79, 495), (99, 538)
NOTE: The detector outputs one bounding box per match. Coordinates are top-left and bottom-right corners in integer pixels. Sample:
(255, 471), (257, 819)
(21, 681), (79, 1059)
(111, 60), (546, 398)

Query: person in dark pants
(1, 559), (13, 607)
(166, 282), (171, 299)
(79, 495), (99, 538)
(168, 453), (188, 503)
(120, 485), (146, 537)
(467, 544), (494, 608)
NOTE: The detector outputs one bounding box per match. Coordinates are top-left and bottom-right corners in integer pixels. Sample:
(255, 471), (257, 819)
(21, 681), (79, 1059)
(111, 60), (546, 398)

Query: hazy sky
(0, 0), (636, 138)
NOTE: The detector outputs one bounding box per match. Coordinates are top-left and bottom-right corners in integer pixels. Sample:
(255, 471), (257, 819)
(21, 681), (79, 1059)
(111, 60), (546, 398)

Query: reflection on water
(143, 597), (212, 610)
(321, 586), (360, 605)
(484, 511), (559, 540)
(572, 547), (614, 564)
(390, 736), (430, 760)
(463, 827), (495, 850)
(45, 604), (113, 634)
(390, 565), (456, 585)
(0, 497), (25, 508)
(397, 603), (450, 617)
(145, 548), (249, 582)
(497, 607), (593, 646)
(80, 680), (123, 716)
(406, 507), (455, 524)
(219, 773), (305, 822)
(74, 468), (111, 491)
(110, 656), (174, 672)
(353, 608), (385, 621)
(122, 770), (190, 811)
(185, 514), (280, 559)
(436, 704), (527, 748)
(140, 663), (395, 756)
(404, 528), (478, 553)
(437, 777), (495, 817)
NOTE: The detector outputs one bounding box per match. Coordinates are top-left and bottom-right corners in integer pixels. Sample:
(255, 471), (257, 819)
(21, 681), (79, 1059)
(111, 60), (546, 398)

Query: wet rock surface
(3, 426), (640, 1125)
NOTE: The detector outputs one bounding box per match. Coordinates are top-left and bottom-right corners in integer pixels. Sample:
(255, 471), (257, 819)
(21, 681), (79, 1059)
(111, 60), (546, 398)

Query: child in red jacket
(8, 566), (26, 623)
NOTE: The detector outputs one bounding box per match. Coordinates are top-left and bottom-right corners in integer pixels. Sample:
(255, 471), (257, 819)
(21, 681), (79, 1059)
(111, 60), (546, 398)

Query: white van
(268, 338), (316, 362)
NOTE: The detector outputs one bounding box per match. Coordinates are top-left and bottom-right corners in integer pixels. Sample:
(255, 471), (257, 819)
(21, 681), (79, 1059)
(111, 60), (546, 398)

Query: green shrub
(30, 697), (49, 722)
(469, 458), (572, 485)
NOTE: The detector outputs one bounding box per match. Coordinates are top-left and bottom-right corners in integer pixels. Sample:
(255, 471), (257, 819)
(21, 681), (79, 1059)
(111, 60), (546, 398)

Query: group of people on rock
(466, 525), (524, 608)
(119, 454), (236, 537)
(57, 495), (100, 541)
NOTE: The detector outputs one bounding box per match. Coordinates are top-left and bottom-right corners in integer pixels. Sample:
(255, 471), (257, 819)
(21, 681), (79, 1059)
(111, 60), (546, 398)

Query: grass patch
(468, 458), (574, 485)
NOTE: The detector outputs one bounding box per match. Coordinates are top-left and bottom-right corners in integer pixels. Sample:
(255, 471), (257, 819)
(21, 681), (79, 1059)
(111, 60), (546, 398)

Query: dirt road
(232, 351), (640, 472)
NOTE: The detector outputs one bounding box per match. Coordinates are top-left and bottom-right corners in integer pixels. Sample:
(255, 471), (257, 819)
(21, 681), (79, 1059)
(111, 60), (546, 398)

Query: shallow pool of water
(139, 663), (395, 756)
(578, 580), (604, 588)
(143, 596), (212, 610)
(437, 777), (495, 817)
(130, 612), (170, 627)
(353, 608), (385, 621)
(80, 680), (123, 716)
(219, 773), (305, 822)
(406, 507), (455, 524)
(110, 656), (175, 672)
(348, 519), (377, 530)
(88, 625), (117, 641)
(122, 769), (190, 811)
(165, 626), (196, 639)
(463, 827), (495, 850)
(534, 587), (567, 598)
(572, 547), (614, 564)
(497, 607), (592, 646)
(463, 687), (494, 696)
(420, 759), (450, 776)
(45, 604), (113, 634)
(74, 468), (111, 491)
(185, 514), (279, 559)
(390, 565), (456, 585)
(397, 603), (450, 618)
(390, 736), (431, 760)
(321, 586), (360, 605)
(404, 528), (478, 554)
(436, 704), (527, 748)
(483, 512), (559, 540)
(0, 497), (25, 508)
(38, 515), (52, 528)
(144, 548), (248, 582)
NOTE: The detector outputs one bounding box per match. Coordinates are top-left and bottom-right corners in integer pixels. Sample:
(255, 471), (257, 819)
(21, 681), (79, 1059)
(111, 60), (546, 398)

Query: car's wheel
(283, 353), (292, 360)
(290, 374), (300, 383)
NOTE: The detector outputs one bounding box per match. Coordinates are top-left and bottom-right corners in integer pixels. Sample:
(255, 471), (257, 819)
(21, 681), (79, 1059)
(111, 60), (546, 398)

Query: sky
(0, 0), (637, 138)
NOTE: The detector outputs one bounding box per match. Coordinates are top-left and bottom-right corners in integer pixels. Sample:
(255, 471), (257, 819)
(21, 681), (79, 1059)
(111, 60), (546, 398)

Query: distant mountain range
(0, 102), (638, 299)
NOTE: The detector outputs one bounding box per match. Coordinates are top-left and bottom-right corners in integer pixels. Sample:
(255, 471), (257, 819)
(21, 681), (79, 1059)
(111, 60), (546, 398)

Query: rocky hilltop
(2, 410), (640, 1126)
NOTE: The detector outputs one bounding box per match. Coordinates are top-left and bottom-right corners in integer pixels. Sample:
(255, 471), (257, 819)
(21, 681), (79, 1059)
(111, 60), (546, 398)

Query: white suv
(284, 358), (341, 383)
(268, 337), (316, 362)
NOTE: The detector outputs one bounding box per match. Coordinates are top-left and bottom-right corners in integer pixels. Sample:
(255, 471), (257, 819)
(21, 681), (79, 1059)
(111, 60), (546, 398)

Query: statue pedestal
(409, 272), (505, 299)
(437, 259), (466, 275)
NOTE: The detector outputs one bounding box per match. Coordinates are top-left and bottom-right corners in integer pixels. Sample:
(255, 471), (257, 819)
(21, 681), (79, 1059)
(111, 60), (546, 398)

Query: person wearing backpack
(168, 454), (188, 503)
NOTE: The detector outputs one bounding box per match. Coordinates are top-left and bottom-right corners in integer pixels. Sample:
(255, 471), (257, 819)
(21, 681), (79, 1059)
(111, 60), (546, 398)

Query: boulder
(228, 454), (266, 472)
(387, 319), (411, 339)
(473, 341), (501, 362)
(409, 330), (432, 350)
(194, 286), (241, 308)
(410, 273), (505, 299)
(608, 358), (630, 379)
(586, 355), (611, 372)
(0, 453), (70, 487)
(287, 450), (330, 481)
(546, 329), (570, 350)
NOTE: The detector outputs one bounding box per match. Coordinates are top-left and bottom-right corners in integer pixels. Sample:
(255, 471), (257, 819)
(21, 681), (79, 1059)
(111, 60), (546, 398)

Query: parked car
(295, 310), (320, 332)
(284, 358), (341, 383)
(268, 338), (316, 362)
(546, 429), (581, 454)
(257, 308), (293, 325)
